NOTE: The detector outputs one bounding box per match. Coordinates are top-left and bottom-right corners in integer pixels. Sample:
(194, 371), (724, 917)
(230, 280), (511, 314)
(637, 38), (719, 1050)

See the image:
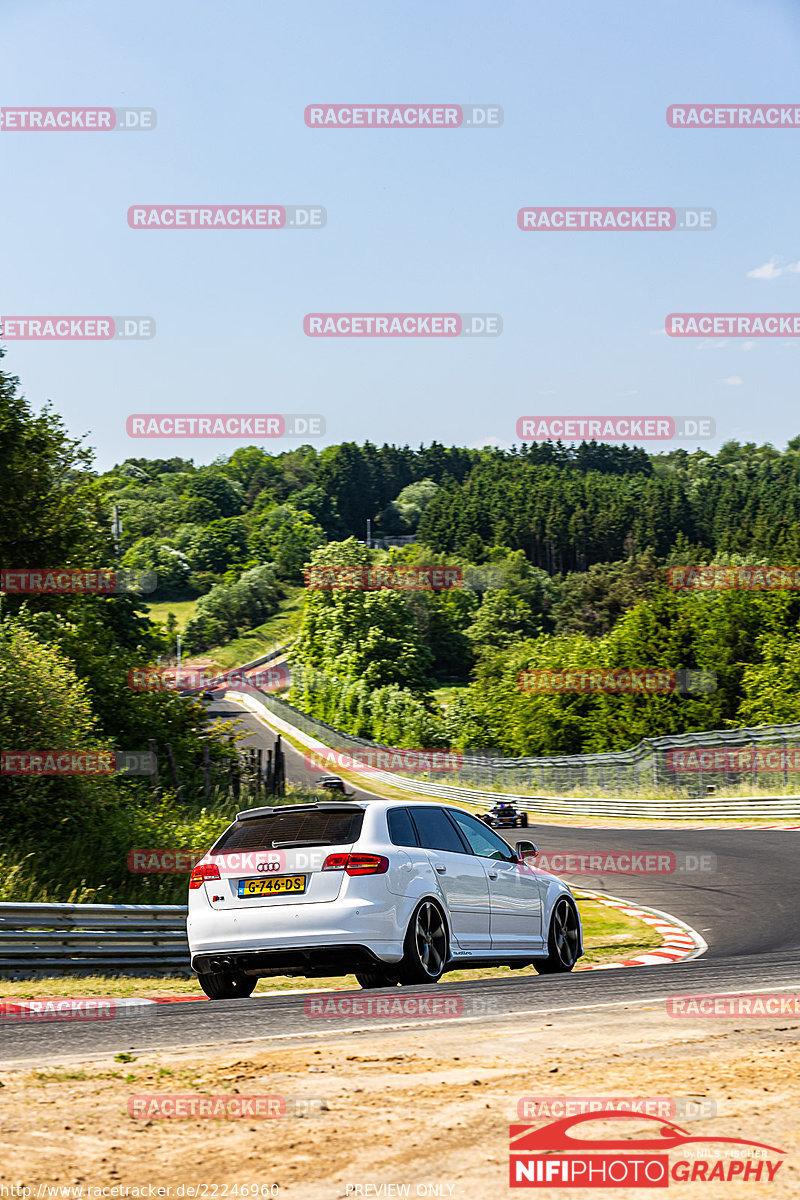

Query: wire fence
(248, 689), (800, 799)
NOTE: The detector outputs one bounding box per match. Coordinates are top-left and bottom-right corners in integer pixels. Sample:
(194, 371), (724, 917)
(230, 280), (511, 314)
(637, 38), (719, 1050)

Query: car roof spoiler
(236, 801), (366, 820)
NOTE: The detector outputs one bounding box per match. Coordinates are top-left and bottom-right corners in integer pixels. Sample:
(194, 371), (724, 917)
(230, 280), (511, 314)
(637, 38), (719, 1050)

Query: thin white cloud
(618, 389), (639, 396)
(747, 256), (800, 279)
(747, 257), (783, 280)
(538, 389), (557, 395)
(721, 376), (743, 386)
(741, 340), (756, 352)
(697, 339), (729, 351)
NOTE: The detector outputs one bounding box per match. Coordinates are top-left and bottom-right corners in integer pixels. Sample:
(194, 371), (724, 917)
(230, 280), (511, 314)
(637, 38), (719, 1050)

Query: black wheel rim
(415, 902), (447, 977)
(553, 899), (579, 967)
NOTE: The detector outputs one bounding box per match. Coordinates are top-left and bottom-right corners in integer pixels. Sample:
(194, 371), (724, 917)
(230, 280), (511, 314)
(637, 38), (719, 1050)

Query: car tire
(197, 970), (257, 1000)
(520, 813), (529, 828)
(355, 970), (399, 989)
(398, 899), (449, 985)
(533, 897), (581, 974)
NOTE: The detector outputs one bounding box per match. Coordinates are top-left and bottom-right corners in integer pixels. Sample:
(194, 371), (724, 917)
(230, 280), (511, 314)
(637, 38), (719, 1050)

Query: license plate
(237, 874), (307, 898)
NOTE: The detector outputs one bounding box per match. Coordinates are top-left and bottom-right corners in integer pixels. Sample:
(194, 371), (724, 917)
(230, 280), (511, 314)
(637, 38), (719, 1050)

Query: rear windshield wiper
(271, 839), (329, 848)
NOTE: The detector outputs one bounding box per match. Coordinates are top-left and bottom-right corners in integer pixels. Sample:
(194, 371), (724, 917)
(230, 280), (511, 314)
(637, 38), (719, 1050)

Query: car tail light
(321, 852), (389, 876)
(189, 862), (221, 889)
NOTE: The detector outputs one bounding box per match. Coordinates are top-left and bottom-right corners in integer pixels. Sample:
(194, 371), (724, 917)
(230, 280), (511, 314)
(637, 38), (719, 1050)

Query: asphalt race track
(2, 694), (799, 1065)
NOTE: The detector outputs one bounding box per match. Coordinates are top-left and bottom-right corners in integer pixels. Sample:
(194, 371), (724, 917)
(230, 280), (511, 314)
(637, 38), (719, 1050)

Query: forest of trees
(9, 339), (800, 797)
(0, 351), (242, 899)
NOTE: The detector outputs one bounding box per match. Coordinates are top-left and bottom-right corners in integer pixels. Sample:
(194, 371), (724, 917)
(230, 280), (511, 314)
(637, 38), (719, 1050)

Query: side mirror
(515, 840), (539, 860)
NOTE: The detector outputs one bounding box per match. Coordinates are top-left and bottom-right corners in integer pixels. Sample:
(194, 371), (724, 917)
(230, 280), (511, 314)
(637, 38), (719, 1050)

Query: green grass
(203, 586), (305, 670)
(144, 599), (198, 631)
(144, 587), (305, 669)
(431, 683), (469, 709)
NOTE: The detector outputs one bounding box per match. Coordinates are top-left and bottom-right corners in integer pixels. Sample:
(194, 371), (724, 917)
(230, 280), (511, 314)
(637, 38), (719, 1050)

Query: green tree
(0, 620), (116, 839)
(187, 518), (250, 573)
(182, 473), (243, 518)
(0, 348), (110, 567)
(249, 506), (325, 580)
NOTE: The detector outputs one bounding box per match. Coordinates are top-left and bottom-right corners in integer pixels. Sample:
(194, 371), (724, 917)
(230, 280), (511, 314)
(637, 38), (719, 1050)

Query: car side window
(448, 809), (517, 862)
(408, 806), (468, 854)
(387, 807), (418, 847)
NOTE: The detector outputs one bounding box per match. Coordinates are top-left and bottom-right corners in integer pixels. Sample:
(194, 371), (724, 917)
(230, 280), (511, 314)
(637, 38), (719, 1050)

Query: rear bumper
(192, 944), (390, 978)
(187, 893), (408, 973)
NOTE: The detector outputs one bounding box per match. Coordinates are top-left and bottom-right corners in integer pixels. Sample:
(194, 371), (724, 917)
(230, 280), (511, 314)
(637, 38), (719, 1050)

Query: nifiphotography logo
(509, 1111), (785, 1187)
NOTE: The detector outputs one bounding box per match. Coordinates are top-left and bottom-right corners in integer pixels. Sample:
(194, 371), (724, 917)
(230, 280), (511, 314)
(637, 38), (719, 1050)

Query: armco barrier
(0, 902), (189, 976)
(235, 687), (800, 821)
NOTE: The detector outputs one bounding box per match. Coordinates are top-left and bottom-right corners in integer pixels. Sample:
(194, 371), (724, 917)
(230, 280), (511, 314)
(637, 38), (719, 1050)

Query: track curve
(3, 696), (798, 1065)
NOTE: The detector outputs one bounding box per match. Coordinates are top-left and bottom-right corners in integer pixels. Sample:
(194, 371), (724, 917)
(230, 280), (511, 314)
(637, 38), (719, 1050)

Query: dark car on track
(480, 801), (528, 828)
(316, 774), (355, 797)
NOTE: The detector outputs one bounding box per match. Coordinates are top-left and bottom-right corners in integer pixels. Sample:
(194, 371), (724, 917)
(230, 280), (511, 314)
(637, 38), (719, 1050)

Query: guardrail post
(202, 744), (211, 801)
(227, 736), (239, 799)
(274, 735), (286, 796)
(148, 739), (159, 790)
(164, 743), (181, 796)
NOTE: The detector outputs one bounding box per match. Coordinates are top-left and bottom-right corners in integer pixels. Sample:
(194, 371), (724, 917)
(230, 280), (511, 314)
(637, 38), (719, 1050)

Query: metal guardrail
(239, 688), (800, 820)
(0, 902), (190, 976)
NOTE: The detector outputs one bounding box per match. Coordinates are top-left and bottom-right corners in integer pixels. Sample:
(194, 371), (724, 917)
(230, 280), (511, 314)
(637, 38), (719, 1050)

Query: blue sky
(2, 0), (800, 469)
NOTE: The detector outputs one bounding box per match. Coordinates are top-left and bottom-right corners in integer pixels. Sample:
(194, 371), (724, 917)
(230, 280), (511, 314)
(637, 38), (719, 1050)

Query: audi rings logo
(257, 861), (281, 872)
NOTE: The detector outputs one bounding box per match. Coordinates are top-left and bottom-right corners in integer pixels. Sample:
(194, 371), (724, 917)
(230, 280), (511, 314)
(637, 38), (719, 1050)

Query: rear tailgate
(204, 805), (364, 909)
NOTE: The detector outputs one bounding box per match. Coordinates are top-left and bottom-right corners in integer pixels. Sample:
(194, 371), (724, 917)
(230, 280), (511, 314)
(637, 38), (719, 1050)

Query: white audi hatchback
(187, 798), (583, 998)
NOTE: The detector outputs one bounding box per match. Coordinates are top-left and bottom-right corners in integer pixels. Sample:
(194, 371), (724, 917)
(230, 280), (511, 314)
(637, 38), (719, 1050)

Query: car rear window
(212, 809), (364, 852)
